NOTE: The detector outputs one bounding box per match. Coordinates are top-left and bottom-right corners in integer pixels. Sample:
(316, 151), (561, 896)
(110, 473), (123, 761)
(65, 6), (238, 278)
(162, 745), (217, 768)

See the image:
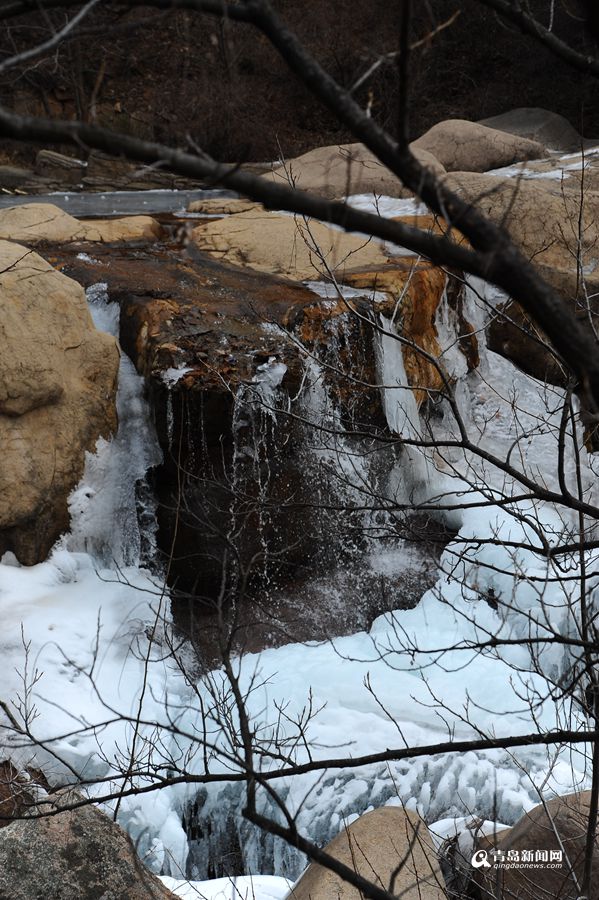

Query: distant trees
(0, 2), (597, 158)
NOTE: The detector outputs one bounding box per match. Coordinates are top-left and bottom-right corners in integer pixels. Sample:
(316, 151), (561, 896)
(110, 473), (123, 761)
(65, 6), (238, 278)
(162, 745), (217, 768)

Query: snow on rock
(162, 366), (195, 386)
(344, 194), (429, 218)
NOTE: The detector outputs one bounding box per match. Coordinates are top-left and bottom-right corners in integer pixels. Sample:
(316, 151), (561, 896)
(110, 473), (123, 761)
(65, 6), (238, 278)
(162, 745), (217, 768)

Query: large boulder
(0, 791), (176, 899)
(0, 241), (119, 563)
(480, 107), (583, 152)
(288, 806), (445, 899)
(191, 205), (394, 280)
(441, 170), (599, 382)
(81, 216), (162, 243)
(191, 204), (455, 285)
(0, 202), (161, 244)
(412, 119), (546, 173)
(474, 791), (599, 900)
(264, 142), (444, 199)
(442, 170), (599, 278)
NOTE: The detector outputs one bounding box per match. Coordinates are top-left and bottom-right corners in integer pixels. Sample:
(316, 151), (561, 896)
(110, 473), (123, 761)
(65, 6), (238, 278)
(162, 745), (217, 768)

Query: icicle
(166, 390), (174, 449)
(65, 283), (163, 568)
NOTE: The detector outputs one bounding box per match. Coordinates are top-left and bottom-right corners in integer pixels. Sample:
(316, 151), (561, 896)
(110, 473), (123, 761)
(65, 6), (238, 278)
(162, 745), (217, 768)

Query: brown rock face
(0, 202), (161, 244)
(51, 236), (468, 605)
(475, 791), (599, 900)
(56, 243), (317, 392)
(289, 807), (446, 900)
(0, 762), (48, 828)
(0, 241), (119, 563)
(0, 793), (176, 899)
(342, 259), (478, 404)
(52, 242), (329, 597)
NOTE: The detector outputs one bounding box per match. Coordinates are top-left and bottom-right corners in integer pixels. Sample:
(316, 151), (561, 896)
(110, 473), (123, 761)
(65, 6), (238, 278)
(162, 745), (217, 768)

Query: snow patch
(162, 365), (194, 386)
(345, 194), (429, 217)
(159, 875), (293, 900)
(303, 280), (389, 304)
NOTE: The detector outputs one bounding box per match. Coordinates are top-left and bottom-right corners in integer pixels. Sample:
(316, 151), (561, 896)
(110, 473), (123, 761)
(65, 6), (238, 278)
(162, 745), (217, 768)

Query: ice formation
(1, 208), (597, 888)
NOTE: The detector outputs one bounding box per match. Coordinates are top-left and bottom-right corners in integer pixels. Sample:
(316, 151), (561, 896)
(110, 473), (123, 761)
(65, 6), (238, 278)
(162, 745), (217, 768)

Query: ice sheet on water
(177, 595), (578, 877)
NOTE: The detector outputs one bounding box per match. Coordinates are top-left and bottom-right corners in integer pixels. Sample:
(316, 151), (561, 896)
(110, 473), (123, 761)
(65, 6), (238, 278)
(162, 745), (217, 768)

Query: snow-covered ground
(1, 216), (598, 889)
(159, 875), (292, 900)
